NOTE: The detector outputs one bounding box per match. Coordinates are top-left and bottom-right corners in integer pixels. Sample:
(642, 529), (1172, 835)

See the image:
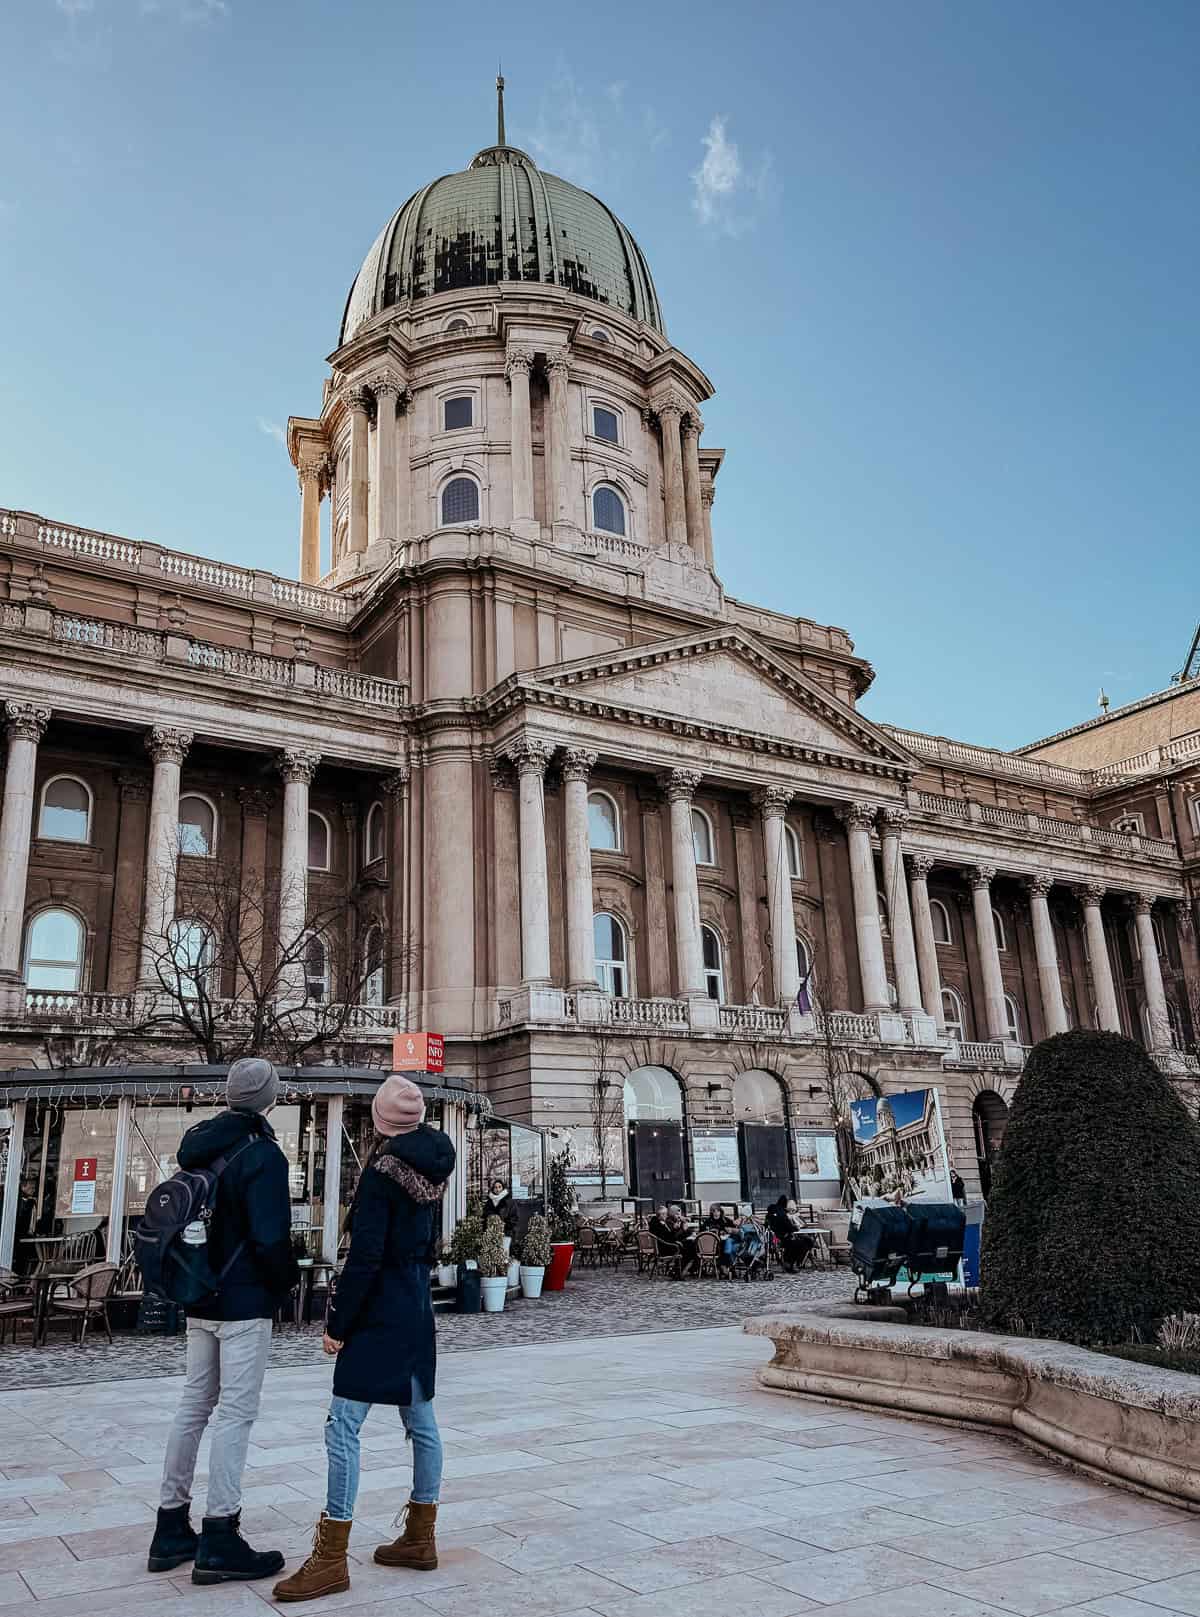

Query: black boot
(192, 1513), (285, 1584)
(147, 1503), (199, 1573)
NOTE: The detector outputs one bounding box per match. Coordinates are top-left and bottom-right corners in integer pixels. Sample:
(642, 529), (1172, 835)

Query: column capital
(752, 785), (793, 819)
(907, 852), (936, 881)
(237, 785), (274, 819)
(836, 802), (876, 832)
(700, 484), (716, 509)
(1023, 871), (1055, 899)
(488, 753), (516, 791)
(879, 806), (910, 833)
(680, 411), (704, 441)
(381, 765), (411, 796)
(507, 736), (554, 778)
(338, 799), (358, 833)
(967, 863), (997, 891)
(662, 767), (703, 804)
(344, 385), (372, 415)
(1076, 881), (1107, 907)
(653, 390), (689, 424)
(117, 769), (151, 804)
(276, 747), (320, 786)
(505, 347), (535, 379)
(1131, 891), (1157, 916)
(560, 747), (598, 784)
(144, 726), (192, 766)
(297, 456), (328, 489)
(546, 347), (571, 379)
(370, 375), (402, 402)
(1172, 898), (1194, 934)
(4, 702), (50, 743)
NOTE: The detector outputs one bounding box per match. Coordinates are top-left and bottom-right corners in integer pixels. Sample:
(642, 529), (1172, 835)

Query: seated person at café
(766, 1196), (815, 1270)
(703, 1204), (738, 1267)
(648, 1204), (681, 1254)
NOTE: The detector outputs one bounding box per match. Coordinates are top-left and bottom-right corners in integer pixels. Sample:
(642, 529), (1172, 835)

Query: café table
(28, 1265), (84, 1345)
(795, 1227), (833, 1269)
(292, 1258), (336, 1326)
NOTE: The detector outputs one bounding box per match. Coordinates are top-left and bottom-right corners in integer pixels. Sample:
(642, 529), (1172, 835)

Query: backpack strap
(208, 1135), (262, 1281)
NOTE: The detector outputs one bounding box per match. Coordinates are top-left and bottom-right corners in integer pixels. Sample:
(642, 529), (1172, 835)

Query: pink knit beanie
(372, 1074), (426, 1137)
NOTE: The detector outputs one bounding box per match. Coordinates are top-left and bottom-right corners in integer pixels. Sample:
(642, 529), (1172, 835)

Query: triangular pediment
(522, 630), (915, 771)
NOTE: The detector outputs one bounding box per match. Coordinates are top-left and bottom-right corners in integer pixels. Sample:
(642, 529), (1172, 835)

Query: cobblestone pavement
(4, 1323), (1198, 1616)
(0, 1263), (850, 1391)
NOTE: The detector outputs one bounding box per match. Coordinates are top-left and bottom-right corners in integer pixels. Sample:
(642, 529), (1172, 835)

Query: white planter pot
(502, 1235), (512, 1256)
(480, 1275), (508, 1313)
(506, 1258), (521, 1290)
(519, 1265), (545, 1299)
(435, 1265), (456, 1289)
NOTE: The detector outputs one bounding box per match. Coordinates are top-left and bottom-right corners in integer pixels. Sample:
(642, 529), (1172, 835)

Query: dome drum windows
(591, 484), (626, 537)
(443, 395), (473, 431)
(38, 775), (92, 844)
(591, 404), (621, 445)
(441, 475), (480, 526)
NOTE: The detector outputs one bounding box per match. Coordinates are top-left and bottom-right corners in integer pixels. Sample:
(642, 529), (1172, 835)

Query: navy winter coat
(176, 1109), (300, 1322)
(328, 1125), (456, 1407)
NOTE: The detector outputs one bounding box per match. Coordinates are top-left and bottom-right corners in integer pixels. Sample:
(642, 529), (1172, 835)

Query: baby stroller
(727, 1215), (772, 1282)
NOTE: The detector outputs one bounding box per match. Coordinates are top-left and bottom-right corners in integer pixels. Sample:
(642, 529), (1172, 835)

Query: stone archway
(972, 1089), (1009, 1199)
(623, 1066), (687, 1205)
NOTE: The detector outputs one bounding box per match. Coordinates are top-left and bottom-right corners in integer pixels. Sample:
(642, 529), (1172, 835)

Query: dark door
(739, 1123), (792, 1207)
(628, 1122), (686, 1204)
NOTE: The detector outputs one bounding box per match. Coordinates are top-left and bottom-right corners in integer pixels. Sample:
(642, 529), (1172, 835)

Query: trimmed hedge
(979, 1030), (1200, 1345)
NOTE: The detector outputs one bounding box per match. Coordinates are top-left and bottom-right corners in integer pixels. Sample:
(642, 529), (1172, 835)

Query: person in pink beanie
(274, 1073), (454, 1603)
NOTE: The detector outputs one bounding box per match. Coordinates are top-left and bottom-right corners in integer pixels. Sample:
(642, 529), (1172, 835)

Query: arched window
(364, 802), (385, 866)
(304, 935), (328, 1003)
(691, 807), (715, 865)
(592, 485), (626, 536)
(591, 327), (611, 344)
(784, 824), (802, 880)
(593, 912), (628, 996)
(441, 476), (479, 525)
(877, 891), (889, 936)
(796, 934), (813, 985)
(167, 917), (215, 1000)
(701, 925), (725, 1002)
(38, 776), (91, 843)
(1167, 1000), (1185, 1051)
(1003, 993), (1022, 1043)
(973, 1090), (1009, 1198)
(587, 791), (621, 852)
(732, 1069), (786, 1123)
(24, 909), (84, 991)
(941, 987), (966, 1040)
(443, 395), (473, 430)
(308, 811), (331, 872)
(362, 925), (384, 1005)
(623, 1065), (681, 1121)
(992, 909), (1007, 951)
(930, 899), (953, 946)
(178, 795), (216, 858)
(1152, 912), (1167, 960)
(1190, 798), (1200, 837)
(445, 318), (470, 333)
(592, 406), (620, 444)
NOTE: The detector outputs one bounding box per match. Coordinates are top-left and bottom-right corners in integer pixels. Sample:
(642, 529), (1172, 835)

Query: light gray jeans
(160, 1317), (273, 1518)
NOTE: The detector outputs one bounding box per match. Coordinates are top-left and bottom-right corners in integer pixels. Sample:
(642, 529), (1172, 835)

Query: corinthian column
(562, 748), (598, 988)
(276, 748), (319, 1001)
(1132, 894), (1171, 1049)
(508, 736), (554, 984)
(1078, 883), (1120, 1031)
(372, 379), (400, 544)
(664, 769), (706, 998)
(546, 349), (573, 528)
(837, 803), (888, 1011)
(657, 396), (688, 548)
(907, 854), (945, 1030)
(1024, 873), (1068, 1035)
(346, 388), (371, 555)
(700, 484), (715, 568)
(298, 459), (325, 584)
(755, 786), (799, 1005)
(137, 726), (193, 989)
(879, 808), (922, 1015)
(506, 348), (536, 526)
(0, 703), (50, 987)
(969, 865), (1008, 1042)
(681, 411), (704, 556)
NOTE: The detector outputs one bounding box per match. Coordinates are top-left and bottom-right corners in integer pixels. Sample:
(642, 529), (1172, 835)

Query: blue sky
(2, 0), (1196, 748)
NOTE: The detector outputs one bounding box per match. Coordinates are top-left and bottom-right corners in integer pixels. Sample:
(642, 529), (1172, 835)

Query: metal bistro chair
(41, 1262), (119, 1345)
(693, 1230), (724, 1282)
(636, 1229), (682, 1281)
(0, 1269), (34, 1345)
(576, 1225), (602, 1269)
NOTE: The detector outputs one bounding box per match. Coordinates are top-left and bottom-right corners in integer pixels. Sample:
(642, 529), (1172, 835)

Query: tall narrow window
(363, 925), (385, 1005)
(178, 795), (216, 857)
(941, 987), (966, 1040)
(441, 477), (479, 525)
(1003, 993), (1022, 1043)
(443, 396), (473, 430)
(304, 935), (329, 1003)
(784, 824), (802, 879)
(308, 811), (331, 872)
(38, 776), (91, 843)
(593, 912), (628, 996)
(24, 909), (84, 992)
(877, 891), (890, 936)
(587, 791), (621, 851)
(167, 918), (215, 1000)
(691, 807), (715, 865)
(993, 909), (1008, 951)
(592, 406), (620, 443)
(701, 925), (725, 1002)
(796, 934), (812, 983)
(930, 898), (953, 945)
(592, 485), (626, 535)
(365, 802), (386, 866)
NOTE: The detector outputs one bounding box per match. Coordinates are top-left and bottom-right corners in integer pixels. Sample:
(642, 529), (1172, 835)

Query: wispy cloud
(256, 417), (285, 446)
(139, 0), (229, 20)
(55, 0), (96, 15)
(520, 60), (669, 194)
(691, 115), (774, 236)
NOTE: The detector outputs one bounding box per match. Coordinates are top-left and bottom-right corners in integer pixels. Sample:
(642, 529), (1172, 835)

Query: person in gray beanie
(149, 1056), (298, 1586)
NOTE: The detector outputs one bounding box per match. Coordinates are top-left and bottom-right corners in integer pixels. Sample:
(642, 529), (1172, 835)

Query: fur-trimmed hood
(371, 1123), (456, 1205)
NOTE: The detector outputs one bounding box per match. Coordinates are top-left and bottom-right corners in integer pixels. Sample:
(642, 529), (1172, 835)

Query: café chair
(41, 1261), (119, 1345)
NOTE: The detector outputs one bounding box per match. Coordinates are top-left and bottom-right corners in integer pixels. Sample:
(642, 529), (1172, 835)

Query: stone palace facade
(0, 118), (1197, 1248)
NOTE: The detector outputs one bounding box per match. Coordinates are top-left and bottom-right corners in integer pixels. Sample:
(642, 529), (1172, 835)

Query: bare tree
(588, 1027), (625, 1203)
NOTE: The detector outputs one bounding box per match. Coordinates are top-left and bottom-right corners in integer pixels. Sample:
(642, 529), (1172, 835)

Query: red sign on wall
(391, 1033), (445, 1075)
(74, 1158), (97, 1183)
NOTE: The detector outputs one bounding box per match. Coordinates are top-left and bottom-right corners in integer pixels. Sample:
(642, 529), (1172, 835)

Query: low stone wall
(745, 1307), (1200, 1509)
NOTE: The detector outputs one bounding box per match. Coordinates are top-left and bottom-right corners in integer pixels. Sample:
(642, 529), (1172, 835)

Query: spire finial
(496, 68), (506, 146)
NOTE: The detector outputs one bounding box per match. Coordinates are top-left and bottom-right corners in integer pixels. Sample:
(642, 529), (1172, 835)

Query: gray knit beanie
(226, 1056), (279, 1115)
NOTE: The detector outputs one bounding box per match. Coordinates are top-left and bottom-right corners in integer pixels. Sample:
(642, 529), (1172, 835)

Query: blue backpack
(135, 1140), (255, 1307)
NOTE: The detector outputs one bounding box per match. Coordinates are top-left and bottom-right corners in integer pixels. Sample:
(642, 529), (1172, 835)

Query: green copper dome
(339, 144), (664, 344)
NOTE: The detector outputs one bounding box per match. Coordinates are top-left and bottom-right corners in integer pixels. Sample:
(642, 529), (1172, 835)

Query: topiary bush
(979, 1030), (1200, 1345)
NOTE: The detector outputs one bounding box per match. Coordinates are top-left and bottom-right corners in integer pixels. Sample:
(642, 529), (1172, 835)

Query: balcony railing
(23, 991), (135, 1022)
(608, 996), (691, 1029)
(12, 989), (404, 1032)
(719, 1005), (788, 1035)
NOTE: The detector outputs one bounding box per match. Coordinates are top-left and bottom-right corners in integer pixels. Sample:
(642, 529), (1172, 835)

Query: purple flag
(796, 966), (814, 1016)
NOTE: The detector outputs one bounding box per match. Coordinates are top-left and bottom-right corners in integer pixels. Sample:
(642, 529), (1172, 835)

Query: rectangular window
(593, 406), (619, 443)
(443, 396), (473, 431)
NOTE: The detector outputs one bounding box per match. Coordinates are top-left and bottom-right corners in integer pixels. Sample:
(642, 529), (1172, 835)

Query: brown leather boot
(373, 1500), (438, 1571)
(272, 1514), (352, 1603)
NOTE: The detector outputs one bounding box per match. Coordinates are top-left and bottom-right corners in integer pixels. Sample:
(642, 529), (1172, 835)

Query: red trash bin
(543, 1242), (575, 1291)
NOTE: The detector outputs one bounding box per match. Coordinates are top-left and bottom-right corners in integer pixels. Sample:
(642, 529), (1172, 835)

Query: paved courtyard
(4, 1320), (1200, 1616)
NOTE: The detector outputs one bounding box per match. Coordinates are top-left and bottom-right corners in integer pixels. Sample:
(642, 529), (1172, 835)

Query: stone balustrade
(909, 786), (1178, 862)
(6, 989), (403, 1032)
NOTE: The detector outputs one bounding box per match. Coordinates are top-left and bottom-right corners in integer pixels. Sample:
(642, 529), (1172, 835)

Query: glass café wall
(467, 1116), (546, 1207)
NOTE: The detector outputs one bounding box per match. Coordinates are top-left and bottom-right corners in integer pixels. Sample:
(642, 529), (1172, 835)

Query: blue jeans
(324, 1378), (442, 1520)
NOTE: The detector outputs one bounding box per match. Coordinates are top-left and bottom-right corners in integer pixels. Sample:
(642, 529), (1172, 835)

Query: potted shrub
(448, 1211), (484, 1314)
(478, 1215), (509, 1313)
(543, 1148), (578, 1292)
(435, 1243), (457, 1290)
(520, 1213), (551, 1299)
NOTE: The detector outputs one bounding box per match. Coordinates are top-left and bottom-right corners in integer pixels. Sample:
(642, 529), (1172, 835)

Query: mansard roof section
(492, 628), (917, 777)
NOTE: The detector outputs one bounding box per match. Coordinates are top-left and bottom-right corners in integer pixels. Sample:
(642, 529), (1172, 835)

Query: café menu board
(691, 1133), (740, 1184)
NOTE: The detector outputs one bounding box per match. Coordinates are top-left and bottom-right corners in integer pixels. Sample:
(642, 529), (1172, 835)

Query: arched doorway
(624, 1067), (687, 1205)
(973, 1090), (1009, 1198)
(733, 1069), (792, 1206)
